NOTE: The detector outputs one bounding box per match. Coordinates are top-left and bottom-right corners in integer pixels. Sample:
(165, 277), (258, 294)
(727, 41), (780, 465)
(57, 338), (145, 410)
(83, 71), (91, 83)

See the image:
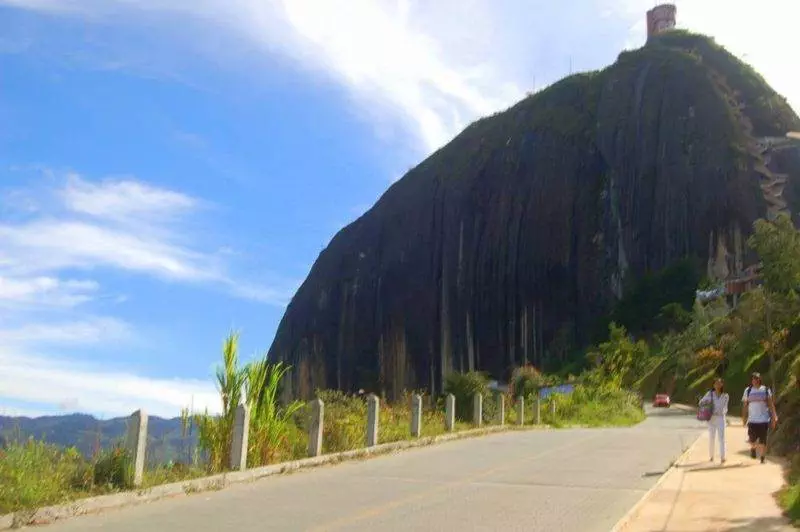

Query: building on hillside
(696, 263), (763, 307)
(725, 263), (763, 295)
(647, 4), (677, 39)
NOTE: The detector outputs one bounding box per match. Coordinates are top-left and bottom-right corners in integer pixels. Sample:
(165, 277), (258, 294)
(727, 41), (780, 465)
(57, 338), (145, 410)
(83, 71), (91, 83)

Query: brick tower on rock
(647, 4), (677, 39)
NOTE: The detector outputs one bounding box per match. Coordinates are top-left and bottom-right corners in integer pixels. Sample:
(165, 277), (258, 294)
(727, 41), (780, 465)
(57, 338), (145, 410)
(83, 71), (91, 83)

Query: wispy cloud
(0, 171), (287, 416)
(0, 171), (288, 302)
(6, 1), (798, 155)
(61, 173), (197, 224)
(0, 276), (98, 309)
(0, 317), (131, 346)
(0, 0), (528, 153)
(1, 219), (218, 281)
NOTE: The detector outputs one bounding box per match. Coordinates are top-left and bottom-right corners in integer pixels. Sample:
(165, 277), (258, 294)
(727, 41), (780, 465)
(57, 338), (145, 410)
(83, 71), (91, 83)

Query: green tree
(586, 323), (650, 389)
(510, 365), (551, 398)
(748, 213), (800, 294)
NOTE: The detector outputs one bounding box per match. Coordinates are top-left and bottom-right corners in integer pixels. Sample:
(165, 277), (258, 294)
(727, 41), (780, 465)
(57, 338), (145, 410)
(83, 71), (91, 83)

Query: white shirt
(702, 390), (729, 416)
(743, 385), (772, 424)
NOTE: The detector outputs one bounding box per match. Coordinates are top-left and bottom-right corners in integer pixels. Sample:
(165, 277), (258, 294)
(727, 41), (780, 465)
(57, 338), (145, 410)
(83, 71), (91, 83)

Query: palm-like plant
(196, 331), (246, 472)
(245, 359), (303, 465)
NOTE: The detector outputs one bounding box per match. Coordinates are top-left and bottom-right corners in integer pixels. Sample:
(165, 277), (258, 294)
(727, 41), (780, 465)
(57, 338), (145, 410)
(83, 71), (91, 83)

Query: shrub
(546, 384), (645, 427)
(443, 371), (490, 422)
(511, 365), (548, 398)
(92, 446), (133, 489)
(316, 390), (367, 453)
(781, 454), (800, 525)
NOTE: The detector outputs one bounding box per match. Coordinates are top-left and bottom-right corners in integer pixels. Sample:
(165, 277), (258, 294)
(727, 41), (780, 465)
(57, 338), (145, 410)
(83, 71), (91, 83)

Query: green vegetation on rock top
(647, 30), (800, 136)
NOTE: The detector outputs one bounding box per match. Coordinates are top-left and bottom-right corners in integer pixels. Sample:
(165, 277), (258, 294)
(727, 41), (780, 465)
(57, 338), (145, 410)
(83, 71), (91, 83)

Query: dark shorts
(748, 422), (770, 444)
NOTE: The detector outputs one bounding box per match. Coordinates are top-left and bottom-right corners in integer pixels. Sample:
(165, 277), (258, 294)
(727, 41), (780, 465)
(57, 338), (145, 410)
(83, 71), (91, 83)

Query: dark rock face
(269, 32), (800, 400)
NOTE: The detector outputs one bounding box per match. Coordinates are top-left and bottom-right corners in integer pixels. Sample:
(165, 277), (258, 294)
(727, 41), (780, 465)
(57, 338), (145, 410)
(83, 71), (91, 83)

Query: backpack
(743, 385), (772, 423)
(745, 385), (772, 399)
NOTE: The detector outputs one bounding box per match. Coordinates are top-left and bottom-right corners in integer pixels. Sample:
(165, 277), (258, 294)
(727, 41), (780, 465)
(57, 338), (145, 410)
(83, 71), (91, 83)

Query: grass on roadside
(0, 439), (137, 514)
(0, 382), (642, 516)
(544, 385), (645, 428)
(780, 454), (800, 525)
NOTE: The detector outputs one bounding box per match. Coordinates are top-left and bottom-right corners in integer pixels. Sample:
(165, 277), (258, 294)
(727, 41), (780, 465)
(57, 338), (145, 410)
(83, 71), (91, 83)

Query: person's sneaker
(751, 449), (757, 459)
(761, 456), (766, 464)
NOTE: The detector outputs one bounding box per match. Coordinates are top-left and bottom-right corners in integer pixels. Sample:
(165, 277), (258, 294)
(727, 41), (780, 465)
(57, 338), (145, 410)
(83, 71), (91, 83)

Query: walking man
(741, 372), (778, 463)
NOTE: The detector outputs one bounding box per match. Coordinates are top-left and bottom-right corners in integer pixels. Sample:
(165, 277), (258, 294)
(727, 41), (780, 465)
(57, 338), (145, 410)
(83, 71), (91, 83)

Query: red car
(653, 393), (671, 408)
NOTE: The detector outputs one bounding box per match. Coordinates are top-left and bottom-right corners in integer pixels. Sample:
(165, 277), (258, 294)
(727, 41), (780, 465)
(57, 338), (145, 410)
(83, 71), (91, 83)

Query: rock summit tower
(646, 4), (677, 39)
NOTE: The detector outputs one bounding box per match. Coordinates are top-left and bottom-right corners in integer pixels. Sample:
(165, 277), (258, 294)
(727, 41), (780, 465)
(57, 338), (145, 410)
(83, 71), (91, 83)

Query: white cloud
(0, 276), (98, 308)
(6, 1), (798, 154)
(62, 172), (197, 224)
(0, 0), (526, 153)
(275, 0), (522, 152)
(1, 219), (217, 281)
(0, 348), (220, 418)
(0, 172), (286, 303)
(0, 317), (131, 346)
(0, 172), (283, 417)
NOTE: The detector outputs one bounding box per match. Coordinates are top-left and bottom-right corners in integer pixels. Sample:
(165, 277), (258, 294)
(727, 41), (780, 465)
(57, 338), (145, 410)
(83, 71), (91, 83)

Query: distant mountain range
(0, 413), (201, 465)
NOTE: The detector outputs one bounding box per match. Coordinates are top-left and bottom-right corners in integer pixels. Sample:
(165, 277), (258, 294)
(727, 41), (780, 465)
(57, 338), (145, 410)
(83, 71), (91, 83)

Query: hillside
(0, 414), (194, 463)
(267, 31), (800, 400)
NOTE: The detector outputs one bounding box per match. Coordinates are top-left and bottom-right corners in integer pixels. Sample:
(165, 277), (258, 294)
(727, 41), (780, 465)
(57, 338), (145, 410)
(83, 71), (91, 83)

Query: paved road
(45, 407), (704, 532)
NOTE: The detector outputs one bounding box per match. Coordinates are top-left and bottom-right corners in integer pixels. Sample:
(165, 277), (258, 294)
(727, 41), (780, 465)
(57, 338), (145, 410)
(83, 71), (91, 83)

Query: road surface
(45, 407), (704, 532)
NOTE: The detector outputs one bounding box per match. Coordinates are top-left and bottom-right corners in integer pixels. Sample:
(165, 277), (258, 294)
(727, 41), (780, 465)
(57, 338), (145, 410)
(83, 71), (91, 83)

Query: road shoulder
(614, 425), (793, 531)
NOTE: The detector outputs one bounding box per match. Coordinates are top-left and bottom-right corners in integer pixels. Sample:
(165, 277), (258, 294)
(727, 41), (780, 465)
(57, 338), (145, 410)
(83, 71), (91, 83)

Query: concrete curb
(608, 431), (704, 532)
(0, 424), (550, 530)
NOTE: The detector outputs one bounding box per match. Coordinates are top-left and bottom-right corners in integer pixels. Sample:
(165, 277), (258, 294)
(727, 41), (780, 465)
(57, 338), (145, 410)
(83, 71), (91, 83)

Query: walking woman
(701, 377), (729, 463)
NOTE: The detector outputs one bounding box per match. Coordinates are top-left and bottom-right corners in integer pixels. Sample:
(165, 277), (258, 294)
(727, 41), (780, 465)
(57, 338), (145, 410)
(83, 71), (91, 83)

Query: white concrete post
(517, 397), (525, 426)
(445, 394), (456, 432)
(411, 394), (422, 438)
(308, 398), (324, 457)
(535, 395), (542, 425)
(230, 404), (250, 471)
(366, 394), (379, 447)
(550, 398), (556, 418)
(126, 409), (148, 487)
(497, 395), (505, 426)
(473, 393), (483, 427)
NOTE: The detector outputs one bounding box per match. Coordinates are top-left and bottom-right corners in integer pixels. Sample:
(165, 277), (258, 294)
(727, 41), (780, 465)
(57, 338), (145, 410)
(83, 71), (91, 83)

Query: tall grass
(544, 385), (644, 427)
(0, 439), (138, 514)
(245, 359), (304, 466)
(195, 331), (306, 470)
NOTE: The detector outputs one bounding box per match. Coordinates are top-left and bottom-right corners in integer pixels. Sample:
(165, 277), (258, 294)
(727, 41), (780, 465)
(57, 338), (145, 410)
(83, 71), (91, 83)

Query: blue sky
(1, 0), (798, 419)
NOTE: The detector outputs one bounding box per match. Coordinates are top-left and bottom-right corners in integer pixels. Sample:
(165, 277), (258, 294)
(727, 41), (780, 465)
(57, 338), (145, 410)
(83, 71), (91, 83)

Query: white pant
(708, 415), (726, 459)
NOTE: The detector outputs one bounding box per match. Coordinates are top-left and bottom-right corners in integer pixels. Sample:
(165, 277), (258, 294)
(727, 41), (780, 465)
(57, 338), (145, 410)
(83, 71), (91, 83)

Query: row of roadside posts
(123, 393), (557, 487)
